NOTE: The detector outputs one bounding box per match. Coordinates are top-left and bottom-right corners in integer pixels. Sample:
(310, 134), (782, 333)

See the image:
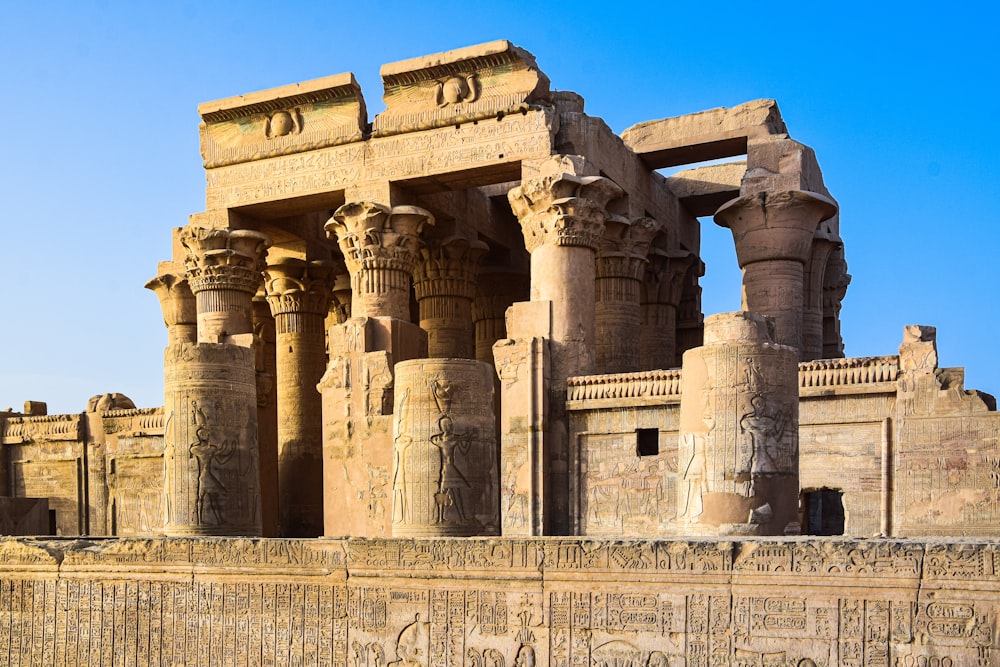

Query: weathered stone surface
(391, 359), (497, 536)
(0, 536), (998, 666)
(162, 343), (261, 537)
(198, 72), (367, 168)
(678, 312), (800, 536)
(622, 99), (786, 168)
(374, 40), (551, 137)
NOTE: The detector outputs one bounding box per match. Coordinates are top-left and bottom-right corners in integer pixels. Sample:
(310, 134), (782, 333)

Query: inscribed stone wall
(1, 536), (998, 666)
(567, 370), (682, 537)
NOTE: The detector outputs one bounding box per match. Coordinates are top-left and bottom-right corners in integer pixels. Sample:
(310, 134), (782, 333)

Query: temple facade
(2, 41), (1000, 665)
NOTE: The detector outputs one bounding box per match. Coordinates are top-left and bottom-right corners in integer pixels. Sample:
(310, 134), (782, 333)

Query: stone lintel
(666, 161), (745, 217)
(621, 99), (786, 169)
(199, 72), (366, 169)
(205, 108), (557, 211)
(374, 40), (551, 137)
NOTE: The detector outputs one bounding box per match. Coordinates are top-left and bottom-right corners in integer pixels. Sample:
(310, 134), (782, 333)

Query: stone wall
(0, 407), (165, 536)
(568, 350), (1000, 539)
(0, 536), (997, 666)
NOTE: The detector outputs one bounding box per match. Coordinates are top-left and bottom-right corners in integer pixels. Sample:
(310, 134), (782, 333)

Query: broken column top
(373, 39), (552, 137)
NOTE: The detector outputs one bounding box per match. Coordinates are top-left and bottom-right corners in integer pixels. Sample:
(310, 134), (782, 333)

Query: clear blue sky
(1, 1), (997, 413)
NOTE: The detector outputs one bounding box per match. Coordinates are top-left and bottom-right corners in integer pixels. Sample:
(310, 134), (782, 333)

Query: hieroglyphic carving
(678, 312), (800, 535)
(163, 343), (261, 536)
(392, 360), (498, 536)
(0, 536), (999, 665)
(205, 109), (555, 209)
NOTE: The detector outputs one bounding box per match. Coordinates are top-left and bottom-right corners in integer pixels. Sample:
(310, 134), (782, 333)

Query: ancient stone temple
(2, 40), (1000, 665)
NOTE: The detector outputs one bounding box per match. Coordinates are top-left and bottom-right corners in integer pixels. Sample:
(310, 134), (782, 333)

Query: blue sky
(1, 1), (997, 413)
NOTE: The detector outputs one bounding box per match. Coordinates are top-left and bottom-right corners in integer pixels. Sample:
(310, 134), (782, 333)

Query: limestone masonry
(2, 40), (999, 665)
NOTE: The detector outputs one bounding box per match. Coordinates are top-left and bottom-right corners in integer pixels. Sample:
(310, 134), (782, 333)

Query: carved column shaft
(742, 258), (805, 359)
(392, 359), (498, 537)
(595, 217), (657, 374)
(677, 312), (799, 537)
(163, 343), (262, 536)
(507, 160), (623, 534)
(251, 297), (279, 537)
(264, 259), (333, 537)
(640, 302), (677, 369)
(472, 270), (530, 366)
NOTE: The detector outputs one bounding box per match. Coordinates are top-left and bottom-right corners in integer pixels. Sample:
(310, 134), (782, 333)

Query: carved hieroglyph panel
(108, 452), (164, 536)
(576, 432), (677, 537)
(205, 109), (555, 210)
(893, 415), (1000, 536)
(392, 359), (498, 537)
(0, 537), (998, 666)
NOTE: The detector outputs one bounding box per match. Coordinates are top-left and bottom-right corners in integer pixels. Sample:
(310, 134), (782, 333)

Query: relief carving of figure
(678, 430), (707, 523)
(189, 426), (236, 525)
(739, 393), (789, 483)
(388, 613), (428, 667)
(430, 415), (476, 524)
(512, 644), (535, 667)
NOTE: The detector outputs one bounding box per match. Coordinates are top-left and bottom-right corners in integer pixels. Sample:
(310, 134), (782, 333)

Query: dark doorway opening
(803, 489), (845, 535)
(636, 428), (659, 457)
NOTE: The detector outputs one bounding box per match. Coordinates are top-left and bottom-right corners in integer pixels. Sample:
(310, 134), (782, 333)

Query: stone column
(391, 359), (498, 536)
(163, 343), (261, 536)
(178, 226), (271, 342)
(507, 156), (623, 535)
(413, 236), (488, 359)
(674, 258), (706, 367)
(320, 202), (433, 537)
(472, 269), (529, 367)
(714, 190), (837, 356)
(595, 216), (658, 374)
(264, 258), (334, 537)
(802, 232), (842, 361)
(145, 272), (197, 345)
(640, 249), (695, 370)
(676, 312), (799, 536)
(822, 246), (851, 359)
(326, 202), (435, 321)
(251, 296), (279, 537)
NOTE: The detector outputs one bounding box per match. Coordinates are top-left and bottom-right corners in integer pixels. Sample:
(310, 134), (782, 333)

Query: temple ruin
(1, 40), (999, 666)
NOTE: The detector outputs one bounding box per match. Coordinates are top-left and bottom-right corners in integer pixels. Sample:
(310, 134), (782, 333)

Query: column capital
(508, 165), (623, 253)
(413, 235), (489, 301)
(596, 216), (660, 281)
(714, 190), (837, 267)
(145, 272), (196, 329)
(179, 226), (271, 294)
(325, 202), (435, 278)
(642, 248), (697, 306)
(264, 258), (335, 318)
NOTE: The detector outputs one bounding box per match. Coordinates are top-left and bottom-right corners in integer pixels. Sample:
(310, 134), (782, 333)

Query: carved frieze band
(566, 355), (900, 408)
(0, 537), (997, 667)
